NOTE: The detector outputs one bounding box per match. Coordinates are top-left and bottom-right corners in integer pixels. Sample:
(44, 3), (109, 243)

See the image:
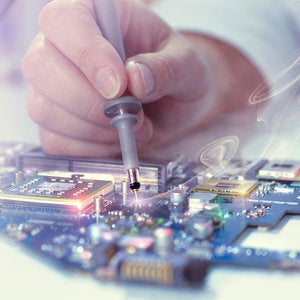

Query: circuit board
(0, 143), (299, 287)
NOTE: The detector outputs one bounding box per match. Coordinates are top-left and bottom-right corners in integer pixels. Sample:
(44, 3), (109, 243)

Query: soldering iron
(94, 0), (141, 195)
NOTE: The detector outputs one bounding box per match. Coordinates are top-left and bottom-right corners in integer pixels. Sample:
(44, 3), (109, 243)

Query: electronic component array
(0, 143), (299, 287)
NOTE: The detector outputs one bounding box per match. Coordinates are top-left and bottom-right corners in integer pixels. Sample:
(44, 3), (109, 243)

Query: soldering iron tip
(133, 189), (139, 201)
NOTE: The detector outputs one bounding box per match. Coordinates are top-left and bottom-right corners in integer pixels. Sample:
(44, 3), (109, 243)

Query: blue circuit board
(0, 143), (299, 287)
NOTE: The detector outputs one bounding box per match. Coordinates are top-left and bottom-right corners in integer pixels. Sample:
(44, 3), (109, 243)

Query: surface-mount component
(109, 252), (208, 286)
(1, 142), (300, 288)
(188, 192), (217, 214)
(257, 160), (300, 181)
(0, 171), (114, 211)
(195, 178), (258, 196)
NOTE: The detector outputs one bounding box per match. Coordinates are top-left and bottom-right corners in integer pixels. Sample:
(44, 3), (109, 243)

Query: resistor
(187, 215), (214, 240)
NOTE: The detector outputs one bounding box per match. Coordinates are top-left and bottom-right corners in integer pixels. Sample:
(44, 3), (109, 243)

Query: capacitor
(94, 196), (105, 215)
(121, 180), (129, 195)
(170, 189), (185, 206)
(154, 227), (174, 256)
(188, 192), (217, 214)
(120, 180), (129, 205)
(23, 167), (38, 178)
(14, 171), (24, 184)
(187, 215), (214, 240)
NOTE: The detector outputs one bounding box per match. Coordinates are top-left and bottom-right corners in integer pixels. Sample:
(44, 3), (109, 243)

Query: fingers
(36, 0), (210, 105)
(134, 113), (154, 143)
(23, 33), (111, 128)
(28, 88), (154, 144)
(39, 127), (122, 158)
(38, 0), (127, 99)
(126, 34), (210, 103)
(23, 29), (154, 156)
(27, 88), (118, 144)
(22, 0), (209, 160)
(38, 114), (153, 158)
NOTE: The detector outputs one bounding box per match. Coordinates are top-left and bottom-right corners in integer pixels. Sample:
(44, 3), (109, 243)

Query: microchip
(257, 160), (300, 181)
(18, 146), (195, 193)
(195, 178), (258, 197)
(0, 171), (114, 211)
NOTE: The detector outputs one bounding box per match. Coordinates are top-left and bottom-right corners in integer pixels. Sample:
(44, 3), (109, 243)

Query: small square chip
(257, 160), (300, 181)
(196, 178), (258, 197)
(0, 171), (114, 211)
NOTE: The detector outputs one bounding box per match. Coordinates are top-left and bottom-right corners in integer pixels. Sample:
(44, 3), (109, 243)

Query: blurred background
(0, 1), (50, 145)
(0, 1), (49, 84)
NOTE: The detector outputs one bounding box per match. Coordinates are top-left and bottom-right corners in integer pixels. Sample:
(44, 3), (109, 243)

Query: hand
(22, 0), (262, 160)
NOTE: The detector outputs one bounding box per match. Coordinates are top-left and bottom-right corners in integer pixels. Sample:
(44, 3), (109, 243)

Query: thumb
(126, 34), (211, 103)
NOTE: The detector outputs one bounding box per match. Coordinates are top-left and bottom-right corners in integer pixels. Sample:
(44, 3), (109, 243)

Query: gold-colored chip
(0, 171), (114, 211)
(195, 178), (258, 197)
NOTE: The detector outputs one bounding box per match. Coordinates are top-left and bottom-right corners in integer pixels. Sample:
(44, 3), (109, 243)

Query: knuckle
(22, 35), (46, 83)
(131, 53), (179, 100)
(76, 36), (105, 71)
(157, 54), (177, 93)
(39, 0), (101, 72)
(39, 0), (93, 30)
(41, 130), (121, 158)
(86, 97), (105, 124)
(76, 40), (95, 70)
(27, 91), (54, 127)
(40, 130), (61, 156)
(38, 0), (72, 31)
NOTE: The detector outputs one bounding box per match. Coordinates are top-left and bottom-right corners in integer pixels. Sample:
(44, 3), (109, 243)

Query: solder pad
(0, 171), (114, 211)
(196, 178), (258, 197)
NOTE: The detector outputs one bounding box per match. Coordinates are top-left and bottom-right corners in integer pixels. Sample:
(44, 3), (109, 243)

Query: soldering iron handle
(111, 114), (139, 170)
(94, 0), (126, 62)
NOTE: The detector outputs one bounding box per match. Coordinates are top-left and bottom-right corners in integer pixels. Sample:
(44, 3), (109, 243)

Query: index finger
(38, 0), (127, 99)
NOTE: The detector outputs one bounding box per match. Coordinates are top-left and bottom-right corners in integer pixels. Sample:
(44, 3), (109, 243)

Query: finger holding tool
(94, 0), (141, 196)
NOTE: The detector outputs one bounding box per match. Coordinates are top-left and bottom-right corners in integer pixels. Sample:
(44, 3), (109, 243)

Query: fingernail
(136, 63), (155, 95)
(96, 66), (121, 98)
(135, 117), (154, 142)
